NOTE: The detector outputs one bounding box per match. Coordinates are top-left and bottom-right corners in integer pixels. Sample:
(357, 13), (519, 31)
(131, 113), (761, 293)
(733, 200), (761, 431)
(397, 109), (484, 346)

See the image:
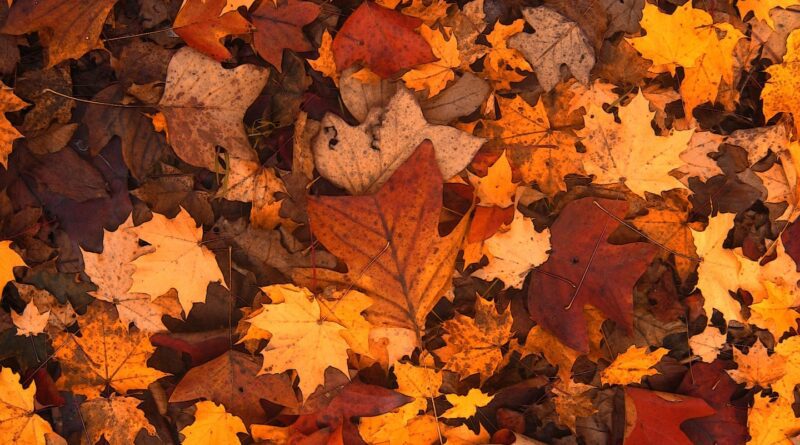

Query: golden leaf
(0, 82), (27, 168)
(0, 367), (53, 445)
(442, 388), (494, 419)
(180, 401), (246, 445)
(600, 345), (668, 386)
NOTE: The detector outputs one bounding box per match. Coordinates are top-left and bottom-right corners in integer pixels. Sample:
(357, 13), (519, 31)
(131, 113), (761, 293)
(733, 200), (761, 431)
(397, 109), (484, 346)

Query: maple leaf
(0, 82), (27, 168)
(247, 284), (352, 399)
(394, 362), (442, 399)
(79, 396), (157, 445)
(295, 141), (466, 352)
(158, 47), (269, 171)
(528, 198), (658, 352)
(579, 92), (694, 198)
(129, 208), (226, 315)
(748, 395), (800, 445)
(313, 87), (485, 195)
(763, 30), (800, 135)
(0, 0), (117, 67)
(508, 6), (595, 92)
(82, 217), (182, 332)
(170, 350), (298, 425)
(251, 0), (320, 70)
(402, 25), (461, 97)
(11, 301), (49, 337)
(442, 388), (493, 419)
(0, 367), (54, 444)
(438, 296), (513, 381)
(471, 209), (550, 289)
(173, 0), (252, 62)
(468, 151), (517, 208)
(739, 0), (800, 29)
(600, 345), (667, 386)
(401, 0), (449, 26)
(689, 326), (727, 363)
(53, 302), (168, 399)
(691, 212), (743, 323)
(332, 2), (436, 78)
(0, 240), (24, 290)
(624, 388), (715, 445)
(726, 342), (787, 388)
(13, 283), (77, 336)
(482, 20), (532, 90)
(181, 401), (247, 445)
(309, 30), (339, 84)
(749, 281), (800, 338)
(485, 95), (580, 196)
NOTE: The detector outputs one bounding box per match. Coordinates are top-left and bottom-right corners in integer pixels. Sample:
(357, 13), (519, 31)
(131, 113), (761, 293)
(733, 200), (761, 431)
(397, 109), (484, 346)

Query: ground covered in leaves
(3, 0), (800, 443)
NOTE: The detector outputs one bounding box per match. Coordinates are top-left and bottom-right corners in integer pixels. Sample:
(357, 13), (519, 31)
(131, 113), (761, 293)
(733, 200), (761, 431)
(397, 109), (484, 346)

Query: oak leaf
(181, 401), (246, 445)
(252, 0), (320, 70)
(173, 0), (252, 62)
(0, 367), (53, 445)
(296, 141), (466, 350)
(528, 198), (658, 352)
(79, 397), (157, 445)
(129, 208), (226, 315)
(0, 0), (117, 67)
(332, 2), (436, 78)
(159, 47), (269, 171)
(442, 388), (493, 419)
(313, 87), (485, 195)
(600, 345), (668, 386)
(579, 92), (694, 197)
(53, 302), (168, 399)
(508, 7), (595, 92)
(0, 82), (27, 168)
(247, 284), (352, 399)
(11, 301), (48, 337)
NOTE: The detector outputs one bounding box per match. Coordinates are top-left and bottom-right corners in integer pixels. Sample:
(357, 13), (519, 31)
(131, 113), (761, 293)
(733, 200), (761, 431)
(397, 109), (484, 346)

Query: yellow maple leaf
(11, 301), (49, 337)
(600, 345), (668, 386)
(739, 0), (800, 29)
(0, 367), (54, 445)
(0, 240), (24, 291)
(359, 407), (439, 445)
(727, 341), (787, 388)
(80, 396), (157, 445)
(402, 25), (460, 97)
(579, 93), (694, 197)
(483, 20), (532, 90)
(54, 302), (168, 399)
(317, 288), (374, 357)
(627, 3), (717, 74)
(442, 388), (493, 419)
(130, 208), (226, 315)
(553, 380), (597, 431)
(181, 401), (246, 445)
(763, 29), (800, 135)
(83, 217), (182, 332)
(438, 296), (513, 381)
(308, 29), (338, 84)
(0, 82), (27, 168)
(468, 151), (517, 207)
(247, 284), (352, 399)
(394, 361), (442, 399)
(749, 281), (800, 338)
(689, 325), (727, 363)
(691, 213), (743, 323)
(748, 395), (800, 445)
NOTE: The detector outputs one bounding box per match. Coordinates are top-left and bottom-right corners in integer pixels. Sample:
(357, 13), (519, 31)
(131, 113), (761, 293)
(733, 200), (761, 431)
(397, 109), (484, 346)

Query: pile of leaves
(4, 0), (800, 443)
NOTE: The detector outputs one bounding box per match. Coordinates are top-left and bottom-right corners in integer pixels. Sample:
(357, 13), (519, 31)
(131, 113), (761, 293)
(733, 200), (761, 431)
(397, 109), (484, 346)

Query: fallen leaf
(159, 47), (269, 171)
(0, 82), (27, 168)
(11, 301), (49, 337)
(0, 367), (53, 444)
(251, 0), (320, 69)
(181, 401), (246, 445)
(508, 6), (595, 92)
(726, 342), (787, 388)
(79, 396), (157, 445)
(600, 345), (668, 386)
(442, 388), (494, 419)
(173, 0), (252, 62)
(624, 388), (715, 445)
